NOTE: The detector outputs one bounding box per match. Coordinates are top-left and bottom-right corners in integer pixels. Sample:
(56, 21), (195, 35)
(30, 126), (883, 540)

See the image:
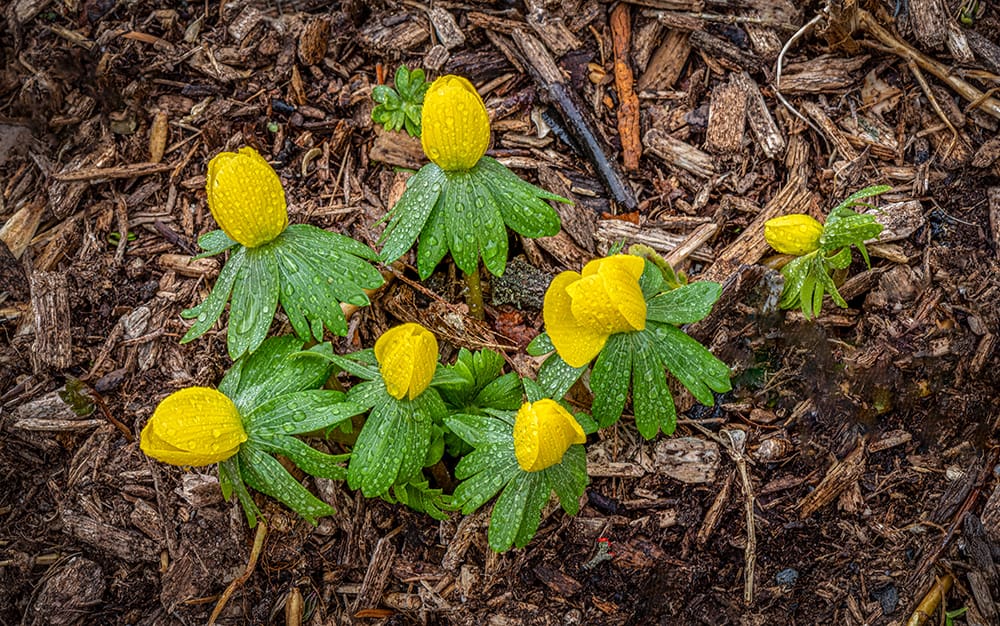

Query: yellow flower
(206, 146), (288, 247)
(764, 214), (823, 256)
(543, 255), (647, 368)
(421, 75), (490, 171)
(375, 323), (439, 400)
(140, 387), (247, 466)
(513, 399), (586, 472)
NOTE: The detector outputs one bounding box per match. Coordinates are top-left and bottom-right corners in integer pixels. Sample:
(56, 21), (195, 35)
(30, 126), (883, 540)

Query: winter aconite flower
(141, 387), (247, 466)
(207, 147), (288, 247)
(375, 322), (439, 400)
(764, 214), (823, 256)
(446, 386), (592, 552)
(532, 252), (731, 438)
(421, 75), (491, 171)
(513, 399), (586, 472)
(543, 255), (647, 368)
(139, 338), (363, 526)
(182, 146), (382, 359)
(315, 323), (449, 499)
(379, 73), (567, 286)
(766, 185), (889, 318)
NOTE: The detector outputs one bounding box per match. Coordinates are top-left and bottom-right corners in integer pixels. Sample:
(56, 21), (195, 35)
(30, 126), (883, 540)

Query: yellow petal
(565, 256), (647, 336)
(543, 271), (610, 368)
(140, 423), (240, 466)
(513, 399), (586, 472)
(375, 323), (440, 400)
(581, 254), (645, 281)
(206, 146), (288, 247)
(764, 214), (823, 256)
(420, 75), (490, 171)
(140, 387), (246, 466)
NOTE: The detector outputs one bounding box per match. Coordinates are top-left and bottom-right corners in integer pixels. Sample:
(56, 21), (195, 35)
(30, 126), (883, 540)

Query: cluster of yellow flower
(143, 318), (588, 474)
(142, 71), (732, 540)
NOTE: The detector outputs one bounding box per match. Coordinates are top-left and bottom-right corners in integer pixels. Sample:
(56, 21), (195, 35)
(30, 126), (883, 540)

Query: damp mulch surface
(3, 1), (1000, 624)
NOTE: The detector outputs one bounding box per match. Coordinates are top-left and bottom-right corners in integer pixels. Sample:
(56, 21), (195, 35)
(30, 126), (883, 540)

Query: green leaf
(371, 84), (394, 105)
(831, 184), (892, 213)
(451, 445), (519, 515)
(449, 171), (509, 277)
(445, 412), (513, 447)
(825, 247), (852, 270)
(630, 331), (676, 438)
(437, 349), (521, 414)
(220, 457), (259, 527)
(425, 424), (445, 466)
(244, 389), (360, 436)
(238, 445), (334, 524)
(180, 245), (245, 343)
(649, 323), (732, 406)
(416, 189), (450, 279)
(284, 223), (380, 263)
(403, 115), (421, 137)
(387, 478), (451, 521)
(308, 345), (380, 382)
(250, 434), (349, 480)
(443, 171), (481, 275)
(526, 332), (554, 356)
(478, 157), (564, 238)
(394, 65), (411, 95)
(544, 445), (588, 515)
(475, 373), (523, 412)
(778, 254), (813, 311)
(220, 338), (333, 413)
(275, 225), (382, 341)
(590, 332), (632, 428)
(274, 244), (346, 340)
(489, 471), (549, 551)
(380, 164), (445, 265)
(227, 245), (280, 358)
(645, 281), (722, 325)
(537, 352), (586, 399)
(522, 378), (546, 403)
(58, 378), (95, 416)
(819, 211), (884, 251)
(817, 267), (847, 308)
(638, 258), (664, 299)
(573, 410), (598, 435)
(347, 388), (444, 497)
(194, 229), (238, 259)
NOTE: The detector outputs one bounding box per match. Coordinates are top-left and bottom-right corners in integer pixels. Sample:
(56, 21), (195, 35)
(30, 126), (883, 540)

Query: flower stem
(464, 266), (485, 320)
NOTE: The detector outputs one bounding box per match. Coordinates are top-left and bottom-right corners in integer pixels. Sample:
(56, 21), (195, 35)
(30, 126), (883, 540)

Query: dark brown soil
(3, 1), (1000, 625)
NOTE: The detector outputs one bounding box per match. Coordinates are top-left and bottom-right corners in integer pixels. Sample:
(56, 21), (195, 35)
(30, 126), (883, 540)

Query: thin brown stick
(858, 9), (1000, 119)
(906, 60), (958, 160)
(208, 520), (268, 626)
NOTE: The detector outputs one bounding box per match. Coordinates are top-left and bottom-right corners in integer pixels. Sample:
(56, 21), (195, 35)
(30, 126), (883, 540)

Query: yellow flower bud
(140, 387), (247, 466)
(420, 75), (490, 171)
(543, 255), (647, 368)
(764, 214), (823, 256)
(513, 399), (586, 472)
(206, 146), (288, 247)
(375, 323), (439, 400)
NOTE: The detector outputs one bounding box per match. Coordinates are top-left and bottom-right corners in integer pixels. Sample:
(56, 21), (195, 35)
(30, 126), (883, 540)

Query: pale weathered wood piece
(30, 270), (72, 372)
(638, 29), (690, 91)
(732, 71), (786, 159)
(644, 128), (717, 178)
(706, 77), (748, 154)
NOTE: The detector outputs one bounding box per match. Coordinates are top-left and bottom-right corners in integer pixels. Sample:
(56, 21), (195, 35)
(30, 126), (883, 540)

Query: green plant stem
(464, 267), (484, 320)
